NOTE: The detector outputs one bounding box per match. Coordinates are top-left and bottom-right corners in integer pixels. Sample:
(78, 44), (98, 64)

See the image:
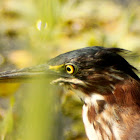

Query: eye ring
(65, 63), (78, 74)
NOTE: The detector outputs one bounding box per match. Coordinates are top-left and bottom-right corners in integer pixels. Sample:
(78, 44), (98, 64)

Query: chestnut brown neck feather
(104, 77), (140, 107)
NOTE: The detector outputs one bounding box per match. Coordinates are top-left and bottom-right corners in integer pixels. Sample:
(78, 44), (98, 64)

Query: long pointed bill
(0, 64), (56, 82)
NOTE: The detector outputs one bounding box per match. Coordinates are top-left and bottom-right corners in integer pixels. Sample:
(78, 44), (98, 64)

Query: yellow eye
(66, 64), (75, 74)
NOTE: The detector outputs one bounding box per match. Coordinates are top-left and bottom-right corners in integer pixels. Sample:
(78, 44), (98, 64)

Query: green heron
(0, 46), (140, 140)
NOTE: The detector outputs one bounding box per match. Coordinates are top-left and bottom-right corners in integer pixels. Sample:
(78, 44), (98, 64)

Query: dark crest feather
(106, 48), (138, 71)
(106, 48), (130, 53)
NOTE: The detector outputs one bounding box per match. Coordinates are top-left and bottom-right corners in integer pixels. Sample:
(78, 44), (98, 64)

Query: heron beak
(0, 64), (62, 82)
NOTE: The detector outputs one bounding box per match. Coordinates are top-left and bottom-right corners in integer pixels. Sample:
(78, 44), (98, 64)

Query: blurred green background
(0, 0), (140, 140)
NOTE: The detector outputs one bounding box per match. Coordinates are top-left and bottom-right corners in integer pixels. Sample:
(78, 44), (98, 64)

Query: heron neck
(105, 78), (140, 107)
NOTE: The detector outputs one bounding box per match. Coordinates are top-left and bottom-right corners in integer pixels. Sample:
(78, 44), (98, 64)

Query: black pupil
(67, 67), (71, 72)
